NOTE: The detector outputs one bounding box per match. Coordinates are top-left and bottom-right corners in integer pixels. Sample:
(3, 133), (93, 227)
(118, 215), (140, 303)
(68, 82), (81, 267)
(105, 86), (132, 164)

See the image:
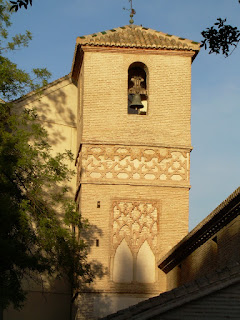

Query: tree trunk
(0, 307), (3, 320)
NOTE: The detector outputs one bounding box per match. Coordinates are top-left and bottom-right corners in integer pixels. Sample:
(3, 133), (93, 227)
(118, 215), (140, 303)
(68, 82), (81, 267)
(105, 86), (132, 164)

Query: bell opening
(128, 62), (148, 115)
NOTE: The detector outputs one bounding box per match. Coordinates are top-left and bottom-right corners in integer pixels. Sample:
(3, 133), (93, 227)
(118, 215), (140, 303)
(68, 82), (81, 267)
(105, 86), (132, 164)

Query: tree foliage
(0, 106), (93, 310)
(0, 1), (50, 100)
(9, 0), (31, 12)
(0, 0), (93, 312)
(201, 1), (240, 57)
(201, 18), (240, 57)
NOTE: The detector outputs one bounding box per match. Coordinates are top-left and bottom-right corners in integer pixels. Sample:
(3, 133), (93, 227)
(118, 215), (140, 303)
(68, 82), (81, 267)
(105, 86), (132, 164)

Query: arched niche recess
(113, 239), (133, 283)
(128, 62), (148, 115)
(136, 240), (155, 283)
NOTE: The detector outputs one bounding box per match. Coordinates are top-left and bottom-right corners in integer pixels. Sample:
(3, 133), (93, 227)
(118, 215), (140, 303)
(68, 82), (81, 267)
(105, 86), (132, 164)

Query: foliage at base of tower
(0, 105), (93, 311)
(0, 0), (93, 312)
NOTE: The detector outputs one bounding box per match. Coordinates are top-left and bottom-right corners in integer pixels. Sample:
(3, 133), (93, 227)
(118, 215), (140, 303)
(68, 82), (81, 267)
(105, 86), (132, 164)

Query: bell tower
(72, 25), (200, 319)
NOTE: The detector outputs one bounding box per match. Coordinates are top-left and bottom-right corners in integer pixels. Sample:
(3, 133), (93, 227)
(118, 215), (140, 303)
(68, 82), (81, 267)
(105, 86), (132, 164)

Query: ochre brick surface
(218, 217), (240, 264)
(167, 217), (240, 291)
(80, 50), (192, 148)
(78, 184), (189, 294)
(76, 46), (193, 319)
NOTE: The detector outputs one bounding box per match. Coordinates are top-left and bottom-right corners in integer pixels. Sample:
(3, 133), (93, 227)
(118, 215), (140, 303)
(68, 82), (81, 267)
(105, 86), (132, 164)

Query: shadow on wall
(172, 237), (219, 289)
(16, 79), (77, 148)
(178, 220), (240, 288)
(46, 222), (107, 320)
(72, 223), (108, 320)
(4, 223), (106, 320)
(3, 272), (71, 320)
(74, 293), (113, 320)
(35, 87), (76, 147)
(81, 239), (157, 319)
(113, 239), (156, 284)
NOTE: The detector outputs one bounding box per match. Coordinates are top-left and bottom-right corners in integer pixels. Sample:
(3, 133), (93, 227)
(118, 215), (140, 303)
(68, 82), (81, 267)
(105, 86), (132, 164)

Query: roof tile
(76, 25), (200, 52)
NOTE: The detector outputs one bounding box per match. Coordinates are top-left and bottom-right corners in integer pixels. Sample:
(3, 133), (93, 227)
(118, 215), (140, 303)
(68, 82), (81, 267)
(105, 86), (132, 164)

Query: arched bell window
(128, 62), (148, 115)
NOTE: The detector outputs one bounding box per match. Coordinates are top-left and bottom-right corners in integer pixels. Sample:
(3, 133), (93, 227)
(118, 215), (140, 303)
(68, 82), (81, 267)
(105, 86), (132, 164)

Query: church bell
(129, 93), (144, 110)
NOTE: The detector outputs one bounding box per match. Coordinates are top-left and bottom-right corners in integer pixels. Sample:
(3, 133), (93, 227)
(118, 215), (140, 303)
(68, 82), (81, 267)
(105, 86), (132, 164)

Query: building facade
(101, 187), (240, 320)
(72, 25), (200, 319)
(4, 25), (200, 320)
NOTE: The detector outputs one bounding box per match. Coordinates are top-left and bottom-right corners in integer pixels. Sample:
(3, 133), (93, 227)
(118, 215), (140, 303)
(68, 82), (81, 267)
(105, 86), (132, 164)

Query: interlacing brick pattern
(111, 200), (159, 253)
(80, 145), (189, 184)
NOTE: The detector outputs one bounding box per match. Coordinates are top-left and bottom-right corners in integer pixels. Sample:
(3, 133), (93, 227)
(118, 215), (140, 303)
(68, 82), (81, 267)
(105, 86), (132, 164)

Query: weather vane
(123, 0), (136, 25)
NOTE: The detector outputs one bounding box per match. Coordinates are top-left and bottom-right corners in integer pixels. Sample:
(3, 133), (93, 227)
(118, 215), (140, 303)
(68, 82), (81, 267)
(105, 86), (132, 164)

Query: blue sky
(7, 0), (240, 230)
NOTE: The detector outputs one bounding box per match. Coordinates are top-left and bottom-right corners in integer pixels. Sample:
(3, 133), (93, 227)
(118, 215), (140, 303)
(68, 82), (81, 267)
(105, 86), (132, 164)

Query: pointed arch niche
(111, 200), (158, 284)
(128, 62), (148, 115)
(136, 240), (155, 283)
(113, 239), (133, 283)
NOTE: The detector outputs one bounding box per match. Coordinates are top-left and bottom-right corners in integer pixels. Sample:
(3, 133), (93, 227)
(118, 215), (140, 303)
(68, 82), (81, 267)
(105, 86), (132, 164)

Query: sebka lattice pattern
(80, 145), (189, 185)
(111, 200), (159, 254)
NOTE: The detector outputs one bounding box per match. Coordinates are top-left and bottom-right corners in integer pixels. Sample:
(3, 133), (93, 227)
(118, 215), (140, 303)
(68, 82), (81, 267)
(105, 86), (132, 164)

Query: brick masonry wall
(78, 183), (189, 294)
(218, 217), (240, 265)
(81, 50), (192, 148)
(167, 238), (219, 290)
(180, 240), (218, 285)
(76, 47), (192, 319)
(167, 216), (240, 291)
(75, 293), (156, 320)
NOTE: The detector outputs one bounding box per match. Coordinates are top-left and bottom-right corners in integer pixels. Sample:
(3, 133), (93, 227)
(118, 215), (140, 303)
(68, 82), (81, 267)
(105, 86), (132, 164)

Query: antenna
(123, 0), (136, 25)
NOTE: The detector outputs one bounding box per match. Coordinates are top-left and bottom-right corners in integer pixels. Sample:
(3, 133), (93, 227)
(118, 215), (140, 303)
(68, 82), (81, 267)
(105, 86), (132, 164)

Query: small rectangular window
(97, 201), (100, 208)
(96, 239), (99, 247)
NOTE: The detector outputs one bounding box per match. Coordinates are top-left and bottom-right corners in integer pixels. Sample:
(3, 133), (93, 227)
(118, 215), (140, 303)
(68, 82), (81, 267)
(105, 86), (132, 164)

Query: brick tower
(72, 25), (200, 319)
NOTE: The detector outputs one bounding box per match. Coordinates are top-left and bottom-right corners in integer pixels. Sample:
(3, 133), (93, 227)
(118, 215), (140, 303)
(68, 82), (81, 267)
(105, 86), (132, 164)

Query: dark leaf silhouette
(201, 18), (240, 57)
(9, 0), (32, 11)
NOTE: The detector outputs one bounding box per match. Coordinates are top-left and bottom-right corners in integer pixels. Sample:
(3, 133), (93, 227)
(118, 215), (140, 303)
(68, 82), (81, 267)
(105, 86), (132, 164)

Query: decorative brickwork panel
(111, 200), (159, 254)
(80, 145), (189, 186)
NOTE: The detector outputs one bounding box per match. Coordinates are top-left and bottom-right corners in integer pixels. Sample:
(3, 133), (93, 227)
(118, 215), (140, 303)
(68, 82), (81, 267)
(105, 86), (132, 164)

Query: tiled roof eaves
(158, 187), (240, 273)
(76, 25), (200, 53)
(101, 261), (240, 320)
(79, 42), (197, 51)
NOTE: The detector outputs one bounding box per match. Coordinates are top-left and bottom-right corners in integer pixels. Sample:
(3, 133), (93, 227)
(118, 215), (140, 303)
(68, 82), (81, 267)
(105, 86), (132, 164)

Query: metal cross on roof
(123, 0), (136, 25)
